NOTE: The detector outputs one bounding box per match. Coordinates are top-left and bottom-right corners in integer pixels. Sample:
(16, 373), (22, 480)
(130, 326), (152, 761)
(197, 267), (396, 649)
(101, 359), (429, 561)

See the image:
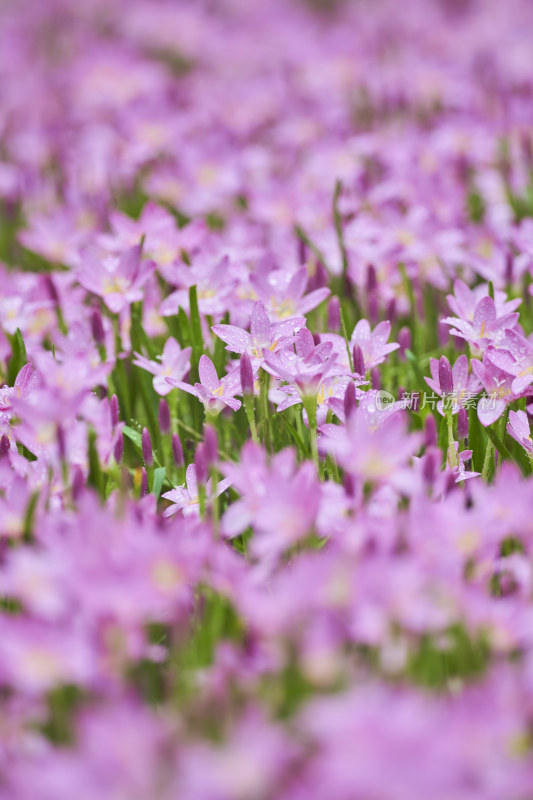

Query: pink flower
(350, 320), (399, 371)
(482, 330), (533, 395)
(133, 338), (192, 396)
(251, 265), (330, 321)
(212, 301), (304, 364)
(424, 354), (481, 415)
(77, 244), (155, 314)
(162, 464), (231, 518)
(507, 410), (533, 456)
(443, 294), (519, 355)
(263, 328), (340, 397)
(167, 354), (241, 413)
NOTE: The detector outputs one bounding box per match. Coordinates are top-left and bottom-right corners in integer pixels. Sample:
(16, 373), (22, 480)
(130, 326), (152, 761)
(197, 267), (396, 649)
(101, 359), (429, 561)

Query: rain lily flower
(162, 464), (231, 517)
(507, 410), (533, 456)
(263, 328), (340, 398)
(77, 244), (155, 314)
(251, 265), (330, 321)
(166, 354), (241, 413)
(211, 300), (304, 365)
(350, 320), (399, 371)
(133, 338), (192, 396)
(424, 354), (481, 414)
(443, 295), (520, 355)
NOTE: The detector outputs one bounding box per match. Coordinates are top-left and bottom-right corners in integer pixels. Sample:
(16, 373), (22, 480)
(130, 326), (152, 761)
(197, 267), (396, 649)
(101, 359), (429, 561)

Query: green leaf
(151, 467), (167, 499)
(122, 425), (143, 452)
(7, 328), (27, 384)
(189, 285), (204, 363)
(485, 422), (528, 477)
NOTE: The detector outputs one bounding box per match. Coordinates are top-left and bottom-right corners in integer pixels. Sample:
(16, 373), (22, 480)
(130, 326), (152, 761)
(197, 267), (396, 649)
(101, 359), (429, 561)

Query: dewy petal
(298, 287), (330, 314)
(452, 355), (468, 389)
(372, 320), (391, 345)
(351, 319), (371, 348)
(287, 267), (308, 300)
(512, 373), (533, 395)
(211, 324), (252, 354)
(198, 355), (219, 390)
(509, 409), (530, 440)
(473, 295), (496, 328)
(250, 301), (271, 345)
(222, 500), (253, 538)
(185, 464), (198, 496)
(477, 396), (507, 427)
(165, 378), (198, 397)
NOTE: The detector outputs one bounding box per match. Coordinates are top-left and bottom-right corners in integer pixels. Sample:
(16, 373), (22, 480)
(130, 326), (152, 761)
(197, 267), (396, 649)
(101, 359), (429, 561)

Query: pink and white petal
(477, 396), (507, 427)
(222, 501), (253, 538)
(298, 287), (330, 315)
(250, 301), (271, 345)
(198, 355), (219, 390)
(211, 324), (251, 354)
(452, 355), (469, 389)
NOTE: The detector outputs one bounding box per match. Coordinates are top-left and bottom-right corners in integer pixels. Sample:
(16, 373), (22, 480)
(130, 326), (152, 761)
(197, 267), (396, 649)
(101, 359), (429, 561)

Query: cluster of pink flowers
(1, 0), (533, 797)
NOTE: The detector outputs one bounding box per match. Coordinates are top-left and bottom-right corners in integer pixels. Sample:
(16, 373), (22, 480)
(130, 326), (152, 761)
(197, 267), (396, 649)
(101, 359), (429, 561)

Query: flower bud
(91, 307), (105, 346)
(344, 381), (356, 420)
(371, 367), (380, 390)
(140, 468), (148, 497)
(457, 407), (469, 440)
(352, 344), (365, 376)
(71, 465), (85, 501)
(194, 443), (208, 485)
(366, 264), (377, 293)
(327, 296), (341, 332)
(110, 394), (119, 428)
(114, 432), (124, 464)
(172, 433), (184, 467)
(423, 448), (439, 486)
(438, 356), (454, 395)
(424, 413), (437, 448)
(240, 353), (254, 396)
(0, 434), (11, 457)
(398, 326), (411, 359)
(158, 399), (171, 435)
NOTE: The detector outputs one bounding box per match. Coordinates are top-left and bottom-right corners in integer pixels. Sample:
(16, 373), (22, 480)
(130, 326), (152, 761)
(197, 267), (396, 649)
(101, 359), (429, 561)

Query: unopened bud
(366, 264), (377, 293)
(457, 407), (469, 440)
(398, 327), (411, 359)
(371, 367), (380, 390)
(71, 465), (85, 501)
(172, 433), (184, 467)
(114, 432), (124, 464)
(110, 394), (119, 428)
(140, 468), (148, 497)
(91, 307), (105, 346)
(424, 413), (437, 448)
(158, 399), (171, 435)
(240, 353), (254, 396)
(194, 443), (208, 485)
(352, 344), (365, 376)
(438, 356), (454, 396)
(0, 434), (11, 457)
(327, 296), (341, 331)
(344, 381), (356, 420)
(423, 448), (439, 486)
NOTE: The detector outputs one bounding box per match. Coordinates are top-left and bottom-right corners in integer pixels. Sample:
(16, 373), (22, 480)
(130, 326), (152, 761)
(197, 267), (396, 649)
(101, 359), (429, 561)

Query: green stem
(482, 438), (495, 482)
(446, 411), (458, 469)
(303, 395), (319, 472)
(243, 393), (259, 443)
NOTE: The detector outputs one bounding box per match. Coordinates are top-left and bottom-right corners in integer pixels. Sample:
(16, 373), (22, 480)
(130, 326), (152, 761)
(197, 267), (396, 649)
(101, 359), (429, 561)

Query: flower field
(2, 0), (533, 797)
